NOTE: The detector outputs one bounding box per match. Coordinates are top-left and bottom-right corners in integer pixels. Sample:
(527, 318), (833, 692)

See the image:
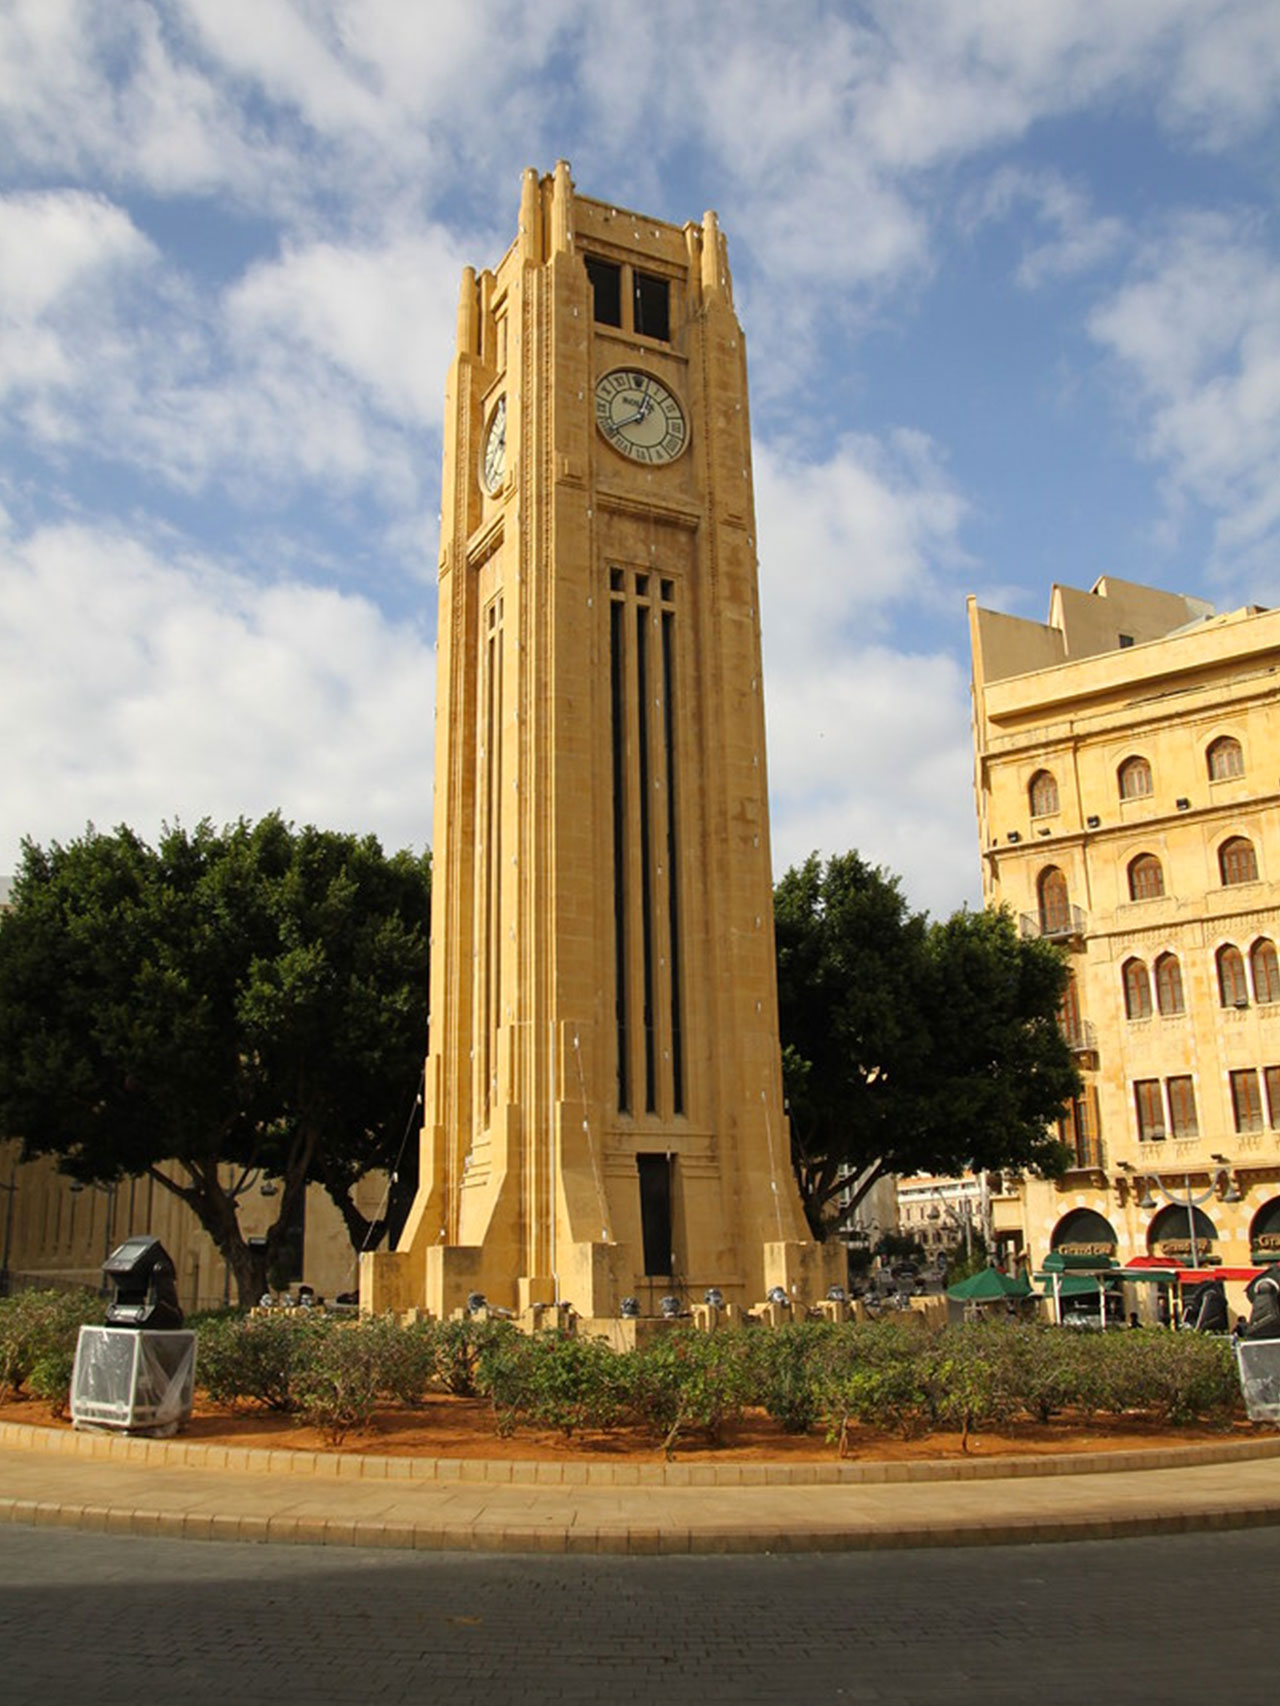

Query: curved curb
(4, 1417), (1280, 1487)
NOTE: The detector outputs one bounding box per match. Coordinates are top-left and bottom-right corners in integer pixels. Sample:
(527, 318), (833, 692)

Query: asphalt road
(0, 1522), (1271, 1705)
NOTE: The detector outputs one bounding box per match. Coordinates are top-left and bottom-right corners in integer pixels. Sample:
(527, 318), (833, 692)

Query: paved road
(1, 1523), (1273, 1705)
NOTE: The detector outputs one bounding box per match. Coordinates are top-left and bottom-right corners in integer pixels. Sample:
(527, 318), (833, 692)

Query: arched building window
(1154, 952), (1185, 1015)
(1037, 866), (1071, 936)
(1029, 770), (1059, 817)
(1118, 756), (1153, 800)
(1123, 958), (1153, 1020)
(1252, 939), (1280, 1006)
(1218, 943), (1249, 1008)
(1220, 836), (1259, 886)
(1128, 853), (1164, 901)
(1059, 973), (1082, 1046)
(1207, 736), (1244, 781)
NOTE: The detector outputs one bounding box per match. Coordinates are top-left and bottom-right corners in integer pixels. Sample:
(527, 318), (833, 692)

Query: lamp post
(1136, 1169), (1236, 1271)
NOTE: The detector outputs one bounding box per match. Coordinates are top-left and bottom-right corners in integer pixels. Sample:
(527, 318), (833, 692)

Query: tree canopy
(0, 815), (430, 1304)
(774, 851), (1079, 1238)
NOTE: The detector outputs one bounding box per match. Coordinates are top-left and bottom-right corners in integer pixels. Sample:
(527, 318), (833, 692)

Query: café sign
(1155, 1238), (1215, 1261)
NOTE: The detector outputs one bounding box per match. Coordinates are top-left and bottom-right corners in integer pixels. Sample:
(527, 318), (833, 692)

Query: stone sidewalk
(4, 1419), (1280, 1554)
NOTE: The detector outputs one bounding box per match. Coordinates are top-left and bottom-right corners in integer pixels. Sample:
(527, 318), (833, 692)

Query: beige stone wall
(369, 163), (838, 1322)
(0, 1139), (386, 1309)
(969, 576), (1280, 1313)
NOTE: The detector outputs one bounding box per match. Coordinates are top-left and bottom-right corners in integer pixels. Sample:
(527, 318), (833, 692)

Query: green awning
(946, 1268), (1033, 1302)
(1041, 1251), (1118, 1272)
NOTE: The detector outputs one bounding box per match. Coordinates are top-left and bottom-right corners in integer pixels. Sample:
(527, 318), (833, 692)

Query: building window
(585, 256), (623, 327)
(1029, 770), (1059, 817)
(1231, 1069), (1264, 1134)
(1123, 958), (1153, 1020)
(1167, 1076), (1199, 1138)
(1154, 952), (1185, 1015)
(1135, 1079), (1165, 1141)
(1220, 836), (1259, 886)
(633, 270), (670, 341)
(1218, 944), (1249, 1008)
(1037, 866), (1071, 936)
(1118, 756), (1153, 800)
(1059, 1086), (1101, 1169)
(1128, 853), (1164, 901)
(1252, 939), (1280, 1005)
(1207, 736), (1244, 781)
(1266, 1066), (1280, 1129)
(1059, 974), (1082, 1047)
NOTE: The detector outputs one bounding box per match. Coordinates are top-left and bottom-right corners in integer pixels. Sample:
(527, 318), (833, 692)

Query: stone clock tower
(362, 162), (839, 1321)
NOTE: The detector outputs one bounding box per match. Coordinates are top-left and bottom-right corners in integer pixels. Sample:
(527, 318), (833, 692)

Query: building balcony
(1020, 904), (1087, 946)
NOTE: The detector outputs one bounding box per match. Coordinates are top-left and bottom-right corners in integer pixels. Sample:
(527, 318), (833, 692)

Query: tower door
(637, 1153), (674, 1277)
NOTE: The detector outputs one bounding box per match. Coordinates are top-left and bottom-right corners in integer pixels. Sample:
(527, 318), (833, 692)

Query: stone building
(968, 576), (1280, 1315)
(362, 164), (839, 1323)
(0, 1137), (384, 1310)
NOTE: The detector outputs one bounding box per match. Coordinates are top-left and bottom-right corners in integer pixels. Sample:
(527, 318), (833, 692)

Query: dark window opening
(610, 598), (630, 1112)
(636, 609), (656, 1113)
(1118, 633), (1135, 648)
(633, 270), (670, 341)
(662, 610), (684, 1114)
(637, 1153), (673, 1276)
(587, 256), (622, 327)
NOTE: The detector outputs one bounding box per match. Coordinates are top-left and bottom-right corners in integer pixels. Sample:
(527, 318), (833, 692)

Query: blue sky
(2, 1), (1278, 919)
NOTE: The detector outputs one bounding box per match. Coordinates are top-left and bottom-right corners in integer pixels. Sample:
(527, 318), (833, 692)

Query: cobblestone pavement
(1, 1523), (1274, 1705)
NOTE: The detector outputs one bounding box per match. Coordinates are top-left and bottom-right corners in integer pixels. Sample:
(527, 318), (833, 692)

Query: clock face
(482, 396), (506, 494)
(594, 369), (687, 465)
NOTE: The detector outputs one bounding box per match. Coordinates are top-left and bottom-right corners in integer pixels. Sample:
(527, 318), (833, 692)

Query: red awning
(1123, 1259), (1262, 1285)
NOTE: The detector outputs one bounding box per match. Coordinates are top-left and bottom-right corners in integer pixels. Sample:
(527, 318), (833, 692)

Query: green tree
(0, 815), (429, 1305)
(775, 852), (1077, 1238)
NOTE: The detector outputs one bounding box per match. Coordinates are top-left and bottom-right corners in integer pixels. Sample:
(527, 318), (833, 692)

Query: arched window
(1220, 836), (1258, 886)
(1029, 770), (1059, 817)
(1128, 853), (1165, 901)
(1123, 958), (1153, 1020)
(1118, 756), (1153, 800)
(1155, 952), (1185, 1015)
(1037, 866), (1071, 936)
(1207, 736), (1244, 781)
(1252, 939), (1280, 1005)
(1218, 943), (1249, 1008)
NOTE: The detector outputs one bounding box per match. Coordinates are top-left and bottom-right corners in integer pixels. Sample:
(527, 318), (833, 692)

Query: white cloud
(754, 433), (979, 915)
(0, 517), (435, 871)
(1088, 212), (1280, 585)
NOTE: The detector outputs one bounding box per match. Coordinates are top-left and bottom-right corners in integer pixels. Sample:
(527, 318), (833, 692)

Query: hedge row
(0, 1301), (1243, 1450)
(190, 1314), (1243, 1450)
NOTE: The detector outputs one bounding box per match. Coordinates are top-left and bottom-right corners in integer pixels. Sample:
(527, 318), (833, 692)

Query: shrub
(0, 1288), (104, 1404)
(475, 1331), (630, 1438)
(629, 1327), (750, 1456)
(195, 1311), (326, 1412)
(433, 1316), (518, 1397)
(292, 1320), (386, 1443)
(815, 1322), (930, 1453)
(744, 1322), (832, 1433)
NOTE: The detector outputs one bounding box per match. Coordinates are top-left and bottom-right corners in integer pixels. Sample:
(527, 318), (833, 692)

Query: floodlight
(102, 1237), (183, 1331)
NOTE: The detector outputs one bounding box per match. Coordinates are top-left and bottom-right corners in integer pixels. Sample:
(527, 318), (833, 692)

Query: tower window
(633, 270), (670, 341)
(1207, 736), (1244, 781)
(1037, 866), (1071, 936)
(586, 255), (622, 327)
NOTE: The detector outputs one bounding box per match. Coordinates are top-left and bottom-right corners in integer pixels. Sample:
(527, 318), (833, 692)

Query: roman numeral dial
(594, 369), (687, 465)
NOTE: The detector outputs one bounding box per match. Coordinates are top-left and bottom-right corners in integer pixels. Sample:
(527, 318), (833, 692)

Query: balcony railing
(1020, 904), (1087, 944)
(1060, 1018), (1097, 1055)
(1070, 1133), (1105, 1172)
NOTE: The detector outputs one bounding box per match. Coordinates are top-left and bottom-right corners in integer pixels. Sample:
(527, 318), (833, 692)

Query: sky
(2, 1), (1279, 921)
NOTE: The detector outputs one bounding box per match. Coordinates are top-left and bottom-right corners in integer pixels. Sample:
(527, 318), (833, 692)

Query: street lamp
(1136, 1170), (1237, 1270)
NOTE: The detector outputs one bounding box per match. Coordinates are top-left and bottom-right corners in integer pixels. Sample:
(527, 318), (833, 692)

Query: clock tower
(362, 162), (839, 1321)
